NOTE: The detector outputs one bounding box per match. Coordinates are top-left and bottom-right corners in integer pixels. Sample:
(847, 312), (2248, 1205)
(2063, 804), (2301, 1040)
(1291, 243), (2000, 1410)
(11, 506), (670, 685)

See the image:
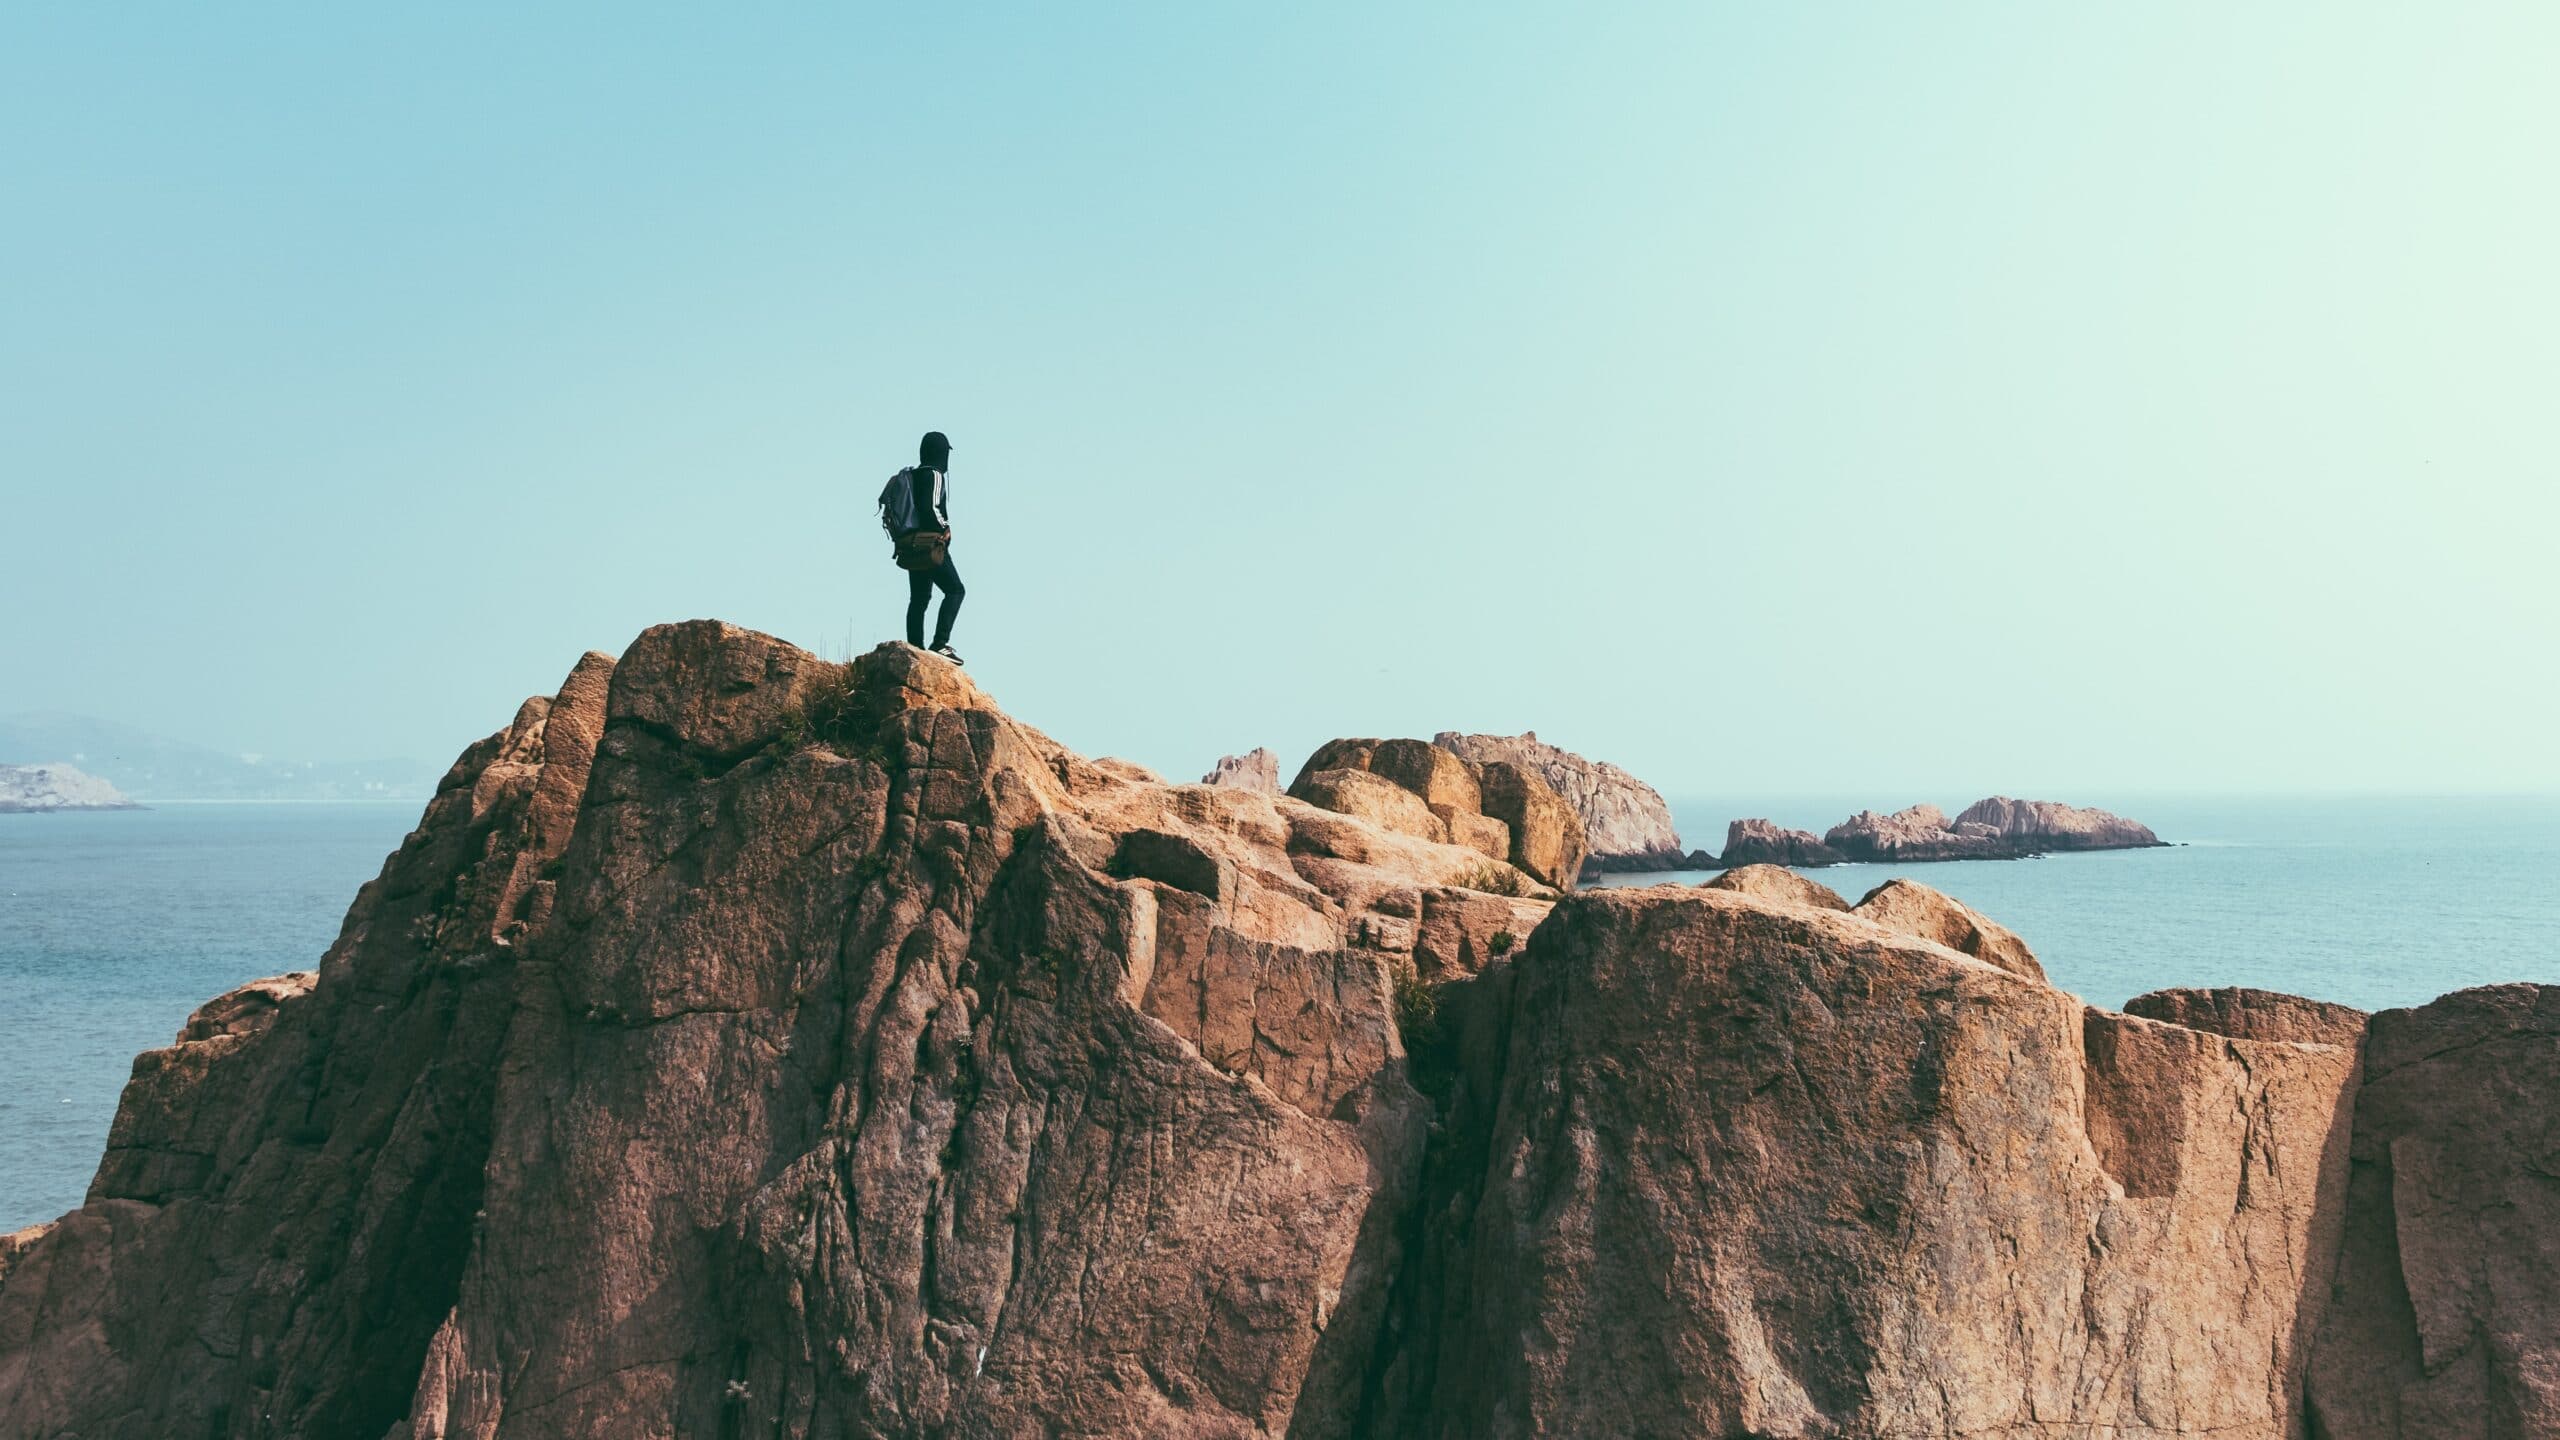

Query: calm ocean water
(3, 794), (2555, 1228)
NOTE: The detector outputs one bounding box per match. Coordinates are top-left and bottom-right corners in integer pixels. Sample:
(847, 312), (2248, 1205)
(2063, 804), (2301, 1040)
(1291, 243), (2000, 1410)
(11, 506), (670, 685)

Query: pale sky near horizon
(5, 3), (2555, 801)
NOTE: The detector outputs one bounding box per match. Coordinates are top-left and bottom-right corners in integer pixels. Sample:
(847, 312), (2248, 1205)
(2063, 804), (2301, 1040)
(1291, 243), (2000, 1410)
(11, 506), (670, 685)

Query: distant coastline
(0, 711), (438, 804)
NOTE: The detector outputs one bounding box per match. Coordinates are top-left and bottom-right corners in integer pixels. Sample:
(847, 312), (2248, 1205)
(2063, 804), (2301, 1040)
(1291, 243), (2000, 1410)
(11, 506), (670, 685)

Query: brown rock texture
(1430, 730), (1684, 869)
(1365, 739), (1480, 818)
(1289, 735), (1576, 893)
(1850, 877), (2047, 981)
(1718, 816), (1846, 867)
(0, 617), (2538, 1440)
(0, 623), (1530, 1440)
(1294, 766), (1447, 845)
(2306, 984), (2560, 1438)
(2126, 986), (2369, 1048)
(1471, 759), (1588, 889)
(1702, 862), (1850, 911)
(1388, 888), (2360, 1439)
(0, 648), (620, 1439)
(1200, 746), (1279, 792)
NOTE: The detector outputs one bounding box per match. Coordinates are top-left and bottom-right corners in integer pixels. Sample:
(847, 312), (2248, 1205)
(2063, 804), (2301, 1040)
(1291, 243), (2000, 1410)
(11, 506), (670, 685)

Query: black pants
(906, 555), (964, 648)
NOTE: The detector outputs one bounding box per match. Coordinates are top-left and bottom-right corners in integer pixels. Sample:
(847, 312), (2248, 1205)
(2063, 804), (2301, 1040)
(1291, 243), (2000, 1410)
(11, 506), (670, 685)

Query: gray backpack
(876, 467), (922, 536)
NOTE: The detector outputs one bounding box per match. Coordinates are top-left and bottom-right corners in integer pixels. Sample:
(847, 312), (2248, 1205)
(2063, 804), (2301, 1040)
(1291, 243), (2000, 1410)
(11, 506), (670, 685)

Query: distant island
(0, 711), (439, 802)
(1721, 797), (2164, 867)
(0, 763), (141, 813)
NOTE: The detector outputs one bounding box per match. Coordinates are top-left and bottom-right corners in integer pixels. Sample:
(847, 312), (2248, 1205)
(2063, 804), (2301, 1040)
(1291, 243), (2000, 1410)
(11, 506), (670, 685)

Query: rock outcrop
(1960, 795), (2163, 852)
(0, 625), (1562, 1440)
(1849, 876), (2047, 982)
(1718, 816), (1845, 867)
(1701, 862), (1850, 911)
(2127, 986), (2369, 1049)
(0, 762), (140, 812)
(1824, 797), (2163, 863)
(1290, 736), (1587, 890)
(1200, 747), (1278, 792)
(2306, 984), (2560, 1437)
(1388, 887), (2359, 1438)
(0, 619), (2541, 1440)
(1429, 730), (1696, 873)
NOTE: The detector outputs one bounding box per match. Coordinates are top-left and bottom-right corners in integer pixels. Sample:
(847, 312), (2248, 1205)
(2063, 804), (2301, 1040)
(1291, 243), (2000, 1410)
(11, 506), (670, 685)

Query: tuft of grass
(1456, 862), (1527, 897)
(1489, 929), (1516, 956)
(1392, 960), (1438, 1048)
(772, 660), (872, 757)
(773, 706), (810, 752)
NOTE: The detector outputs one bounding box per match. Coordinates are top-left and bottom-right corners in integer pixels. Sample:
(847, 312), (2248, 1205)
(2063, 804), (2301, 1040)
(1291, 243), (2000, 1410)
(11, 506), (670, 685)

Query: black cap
(920, 431), (952, 462)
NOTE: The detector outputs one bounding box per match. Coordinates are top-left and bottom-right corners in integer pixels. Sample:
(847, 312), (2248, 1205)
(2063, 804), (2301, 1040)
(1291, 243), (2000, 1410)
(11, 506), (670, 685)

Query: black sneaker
(931, 644), (964, 666)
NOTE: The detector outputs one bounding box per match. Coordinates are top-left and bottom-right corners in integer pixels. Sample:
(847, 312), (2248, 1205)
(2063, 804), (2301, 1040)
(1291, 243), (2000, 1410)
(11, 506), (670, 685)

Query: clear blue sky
(5, 3), (2554, 800)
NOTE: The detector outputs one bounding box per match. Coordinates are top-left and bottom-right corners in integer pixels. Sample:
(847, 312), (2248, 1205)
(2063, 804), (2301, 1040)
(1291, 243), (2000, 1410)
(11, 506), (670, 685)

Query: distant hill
(0, 711), (440, 802)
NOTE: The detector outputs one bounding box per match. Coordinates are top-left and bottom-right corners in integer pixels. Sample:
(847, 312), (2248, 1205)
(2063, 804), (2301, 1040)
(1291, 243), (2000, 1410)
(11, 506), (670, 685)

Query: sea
(2, 794), (2555, 1230)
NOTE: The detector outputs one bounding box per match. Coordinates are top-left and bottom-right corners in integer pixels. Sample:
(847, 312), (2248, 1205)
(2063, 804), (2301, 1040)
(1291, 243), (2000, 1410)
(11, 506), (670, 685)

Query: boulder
(1200, 746), (1279, 792)
(1718, 817), (1845, 868)
(1294, 767), (1446, 845)
(1441, 809), (1511, 863)
(1412, 887), (1549, 983)
(1391, 887), (2359, 1437)
(1473, 760), (1589, 890)
(1290, 736), (1581, 891)
(1367, 739), (1481, 817)
(2306, 984), (2560, 1437)
(1432, 730), (1684, 868)
(1289, 737), (1380, 794)
(1701, 863), (1849, 911)
(1850, 877), (2045, 982)
(2125, 986), (2368, 1049)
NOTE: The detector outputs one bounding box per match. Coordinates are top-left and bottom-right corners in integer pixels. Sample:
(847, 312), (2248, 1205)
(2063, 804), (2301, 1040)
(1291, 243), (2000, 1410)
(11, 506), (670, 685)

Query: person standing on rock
(879, 429), (964, 664)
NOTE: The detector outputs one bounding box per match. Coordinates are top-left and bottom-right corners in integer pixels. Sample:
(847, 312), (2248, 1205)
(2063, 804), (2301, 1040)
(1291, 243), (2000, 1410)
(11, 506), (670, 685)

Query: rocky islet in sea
(0, 620), (2545, 1437)
(0, 761), (142, 813)
(1717, 796), (2167, 868)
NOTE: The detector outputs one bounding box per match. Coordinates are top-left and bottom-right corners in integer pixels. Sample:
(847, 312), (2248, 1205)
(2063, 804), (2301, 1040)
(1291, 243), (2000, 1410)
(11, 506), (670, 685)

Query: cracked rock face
(0, 619), (2545, 1439)
(1431, 730), (1676, 867)
(2306, 984), (2560, 1438)
(0, 623), (1503, 1439)
(1289, 736), (1587, 890)
(1389, 889), (2360, 1439)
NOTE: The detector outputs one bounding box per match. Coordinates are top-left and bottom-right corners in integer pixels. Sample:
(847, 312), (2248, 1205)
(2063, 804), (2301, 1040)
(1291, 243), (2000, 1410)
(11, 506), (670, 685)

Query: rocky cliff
(0, 762), (140, 812)
(1428, 730), (1703, 872)
(0, 621), (2545, 1439)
